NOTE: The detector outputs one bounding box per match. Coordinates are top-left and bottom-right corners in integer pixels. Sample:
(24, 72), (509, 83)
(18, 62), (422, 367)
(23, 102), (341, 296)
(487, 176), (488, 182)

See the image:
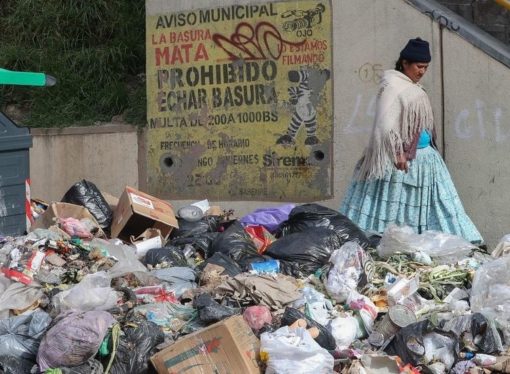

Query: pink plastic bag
(243, 305), (272, 331)
(58, 217), (94, 238)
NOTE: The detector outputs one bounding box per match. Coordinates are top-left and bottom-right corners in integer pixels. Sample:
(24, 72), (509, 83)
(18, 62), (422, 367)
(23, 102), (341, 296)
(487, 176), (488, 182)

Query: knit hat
(399, 38), (431, 62)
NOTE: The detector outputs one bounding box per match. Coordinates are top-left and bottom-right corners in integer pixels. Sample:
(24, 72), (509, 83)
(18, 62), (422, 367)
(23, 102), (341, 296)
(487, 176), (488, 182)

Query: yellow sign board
(146, 0), (333, 201)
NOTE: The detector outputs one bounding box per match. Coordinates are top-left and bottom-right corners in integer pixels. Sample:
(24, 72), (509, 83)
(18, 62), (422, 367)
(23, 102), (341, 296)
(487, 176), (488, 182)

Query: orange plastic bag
(245, 225), (275, 254)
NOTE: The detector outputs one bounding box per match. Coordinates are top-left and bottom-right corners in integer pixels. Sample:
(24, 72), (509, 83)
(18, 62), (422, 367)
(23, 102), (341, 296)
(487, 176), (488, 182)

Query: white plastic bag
(293, 286), (333, 326)
(0, 282), (44, 319)
(492, 233), (510, 258)
(471, 255), (510, 343)
(377, 224), (475, 264)
(150, 267), (197, 298)
(325, 242), (366, 303)
(346, 290), (378, 335)
(260, 326), (334, 374)
(328, 315), (358, 348)
(0, 274), (11, 297)
(423, 332), (457, 370)
(52, 271), (118, 313)
(90, 238), (148, 278)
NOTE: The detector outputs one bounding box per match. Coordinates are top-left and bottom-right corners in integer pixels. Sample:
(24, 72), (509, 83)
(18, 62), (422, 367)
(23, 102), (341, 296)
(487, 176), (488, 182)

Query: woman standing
(340, 38), (483, 243)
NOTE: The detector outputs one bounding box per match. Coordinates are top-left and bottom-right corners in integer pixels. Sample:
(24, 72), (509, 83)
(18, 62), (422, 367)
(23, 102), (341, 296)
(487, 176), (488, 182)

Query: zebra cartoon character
(276, 67), (330, 145)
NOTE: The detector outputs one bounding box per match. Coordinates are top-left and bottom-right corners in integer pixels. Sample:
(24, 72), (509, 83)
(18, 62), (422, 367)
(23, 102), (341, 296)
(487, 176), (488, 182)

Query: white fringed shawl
(357, 70), (434, 180)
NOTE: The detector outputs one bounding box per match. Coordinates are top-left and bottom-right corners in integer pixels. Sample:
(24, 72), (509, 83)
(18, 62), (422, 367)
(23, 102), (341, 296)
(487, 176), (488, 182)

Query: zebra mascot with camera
(277, 67), (330, 146)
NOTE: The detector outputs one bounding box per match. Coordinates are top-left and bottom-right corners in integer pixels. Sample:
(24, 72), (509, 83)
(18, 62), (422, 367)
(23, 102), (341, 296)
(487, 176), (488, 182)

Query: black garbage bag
(209, 221), (264, 271)
(193, 293), (240, 324)
(199, 252), (243, 277)
(266, 228), (342, 277)
(368, 234), (382, 248)
(386, 320), (459, 369)
(109, 320), (164, 374)
(170, 216), (222, 239)
(280, 307), (336, 350)
(277, 204), (370, 248)
(168, 232), (219, 258)
(58, 359), (104, 374)
(107, 287), (138, 317)
(471, 313), (504, 354)
(0, 356), (35, 374)
(0, 310), (52, 360)
(437, 313), (503, 354)
(61, 179), (113, 229)
(386, 320), (430, 366)
(143, 246), (188, 267)
(258, 323), (279, 337)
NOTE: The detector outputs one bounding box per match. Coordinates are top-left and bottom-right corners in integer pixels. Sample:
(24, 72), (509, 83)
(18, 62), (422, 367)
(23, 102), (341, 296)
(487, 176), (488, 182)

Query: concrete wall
(330, 0), (443, 207)
(30, 125), (140, 201)
(30, 0), (510, 247)
(442, 31), (510, 247)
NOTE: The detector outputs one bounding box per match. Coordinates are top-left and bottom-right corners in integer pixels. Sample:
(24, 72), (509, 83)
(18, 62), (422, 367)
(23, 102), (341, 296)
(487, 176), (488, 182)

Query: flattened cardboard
(30, 202), (105, 237)
(150, 315), (260, 374)
(111, 186), (178, 241)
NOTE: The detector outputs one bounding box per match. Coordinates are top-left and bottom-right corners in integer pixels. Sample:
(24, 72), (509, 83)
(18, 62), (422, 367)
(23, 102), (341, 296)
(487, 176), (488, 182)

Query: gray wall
(30, 125), (140, 200)
(442, 31), (510, 248)
(31, 0), (510, 248)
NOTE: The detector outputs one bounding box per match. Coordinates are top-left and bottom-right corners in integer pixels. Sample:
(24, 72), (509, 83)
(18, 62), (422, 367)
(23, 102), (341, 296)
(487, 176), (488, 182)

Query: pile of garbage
(0, 179), (509, 373)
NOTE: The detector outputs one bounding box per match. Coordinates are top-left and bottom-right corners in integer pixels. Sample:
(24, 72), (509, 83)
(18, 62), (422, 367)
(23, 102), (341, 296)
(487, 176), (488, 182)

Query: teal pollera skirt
(340, 146), (483, 243)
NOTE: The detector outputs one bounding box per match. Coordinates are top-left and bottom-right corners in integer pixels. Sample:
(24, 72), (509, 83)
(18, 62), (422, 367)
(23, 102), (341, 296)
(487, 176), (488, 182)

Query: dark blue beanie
(400, 38), (431, 62)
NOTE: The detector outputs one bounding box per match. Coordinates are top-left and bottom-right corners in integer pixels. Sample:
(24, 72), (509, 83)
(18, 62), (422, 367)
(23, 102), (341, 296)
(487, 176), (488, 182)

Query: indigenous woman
(340, 38), (483, 243)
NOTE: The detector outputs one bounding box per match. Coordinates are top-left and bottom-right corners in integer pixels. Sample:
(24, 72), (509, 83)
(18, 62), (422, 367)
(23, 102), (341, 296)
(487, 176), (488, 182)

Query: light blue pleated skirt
(340, 146), (483, 243)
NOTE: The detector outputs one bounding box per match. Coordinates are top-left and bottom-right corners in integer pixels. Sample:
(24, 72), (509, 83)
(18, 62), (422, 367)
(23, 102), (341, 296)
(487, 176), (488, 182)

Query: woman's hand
(395, 153), (409, 172)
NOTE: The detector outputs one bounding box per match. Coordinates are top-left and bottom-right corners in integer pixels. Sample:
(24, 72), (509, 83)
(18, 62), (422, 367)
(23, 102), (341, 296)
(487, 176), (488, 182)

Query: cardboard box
(111, 186), (178, 240)
(206, 205), (222, 216)
(30, 202), (105, 237)
(100, 191), (119, 212)
(130, 228), (165, 258)
(150, 315), (261, 374)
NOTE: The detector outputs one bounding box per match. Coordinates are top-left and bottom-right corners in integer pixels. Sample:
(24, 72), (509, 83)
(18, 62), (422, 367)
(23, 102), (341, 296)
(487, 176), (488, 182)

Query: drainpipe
(439, 27), (446, 159)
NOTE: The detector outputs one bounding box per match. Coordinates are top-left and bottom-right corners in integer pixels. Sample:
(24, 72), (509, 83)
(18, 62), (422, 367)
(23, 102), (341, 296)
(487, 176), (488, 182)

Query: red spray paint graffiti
(212, 21), (306, 61)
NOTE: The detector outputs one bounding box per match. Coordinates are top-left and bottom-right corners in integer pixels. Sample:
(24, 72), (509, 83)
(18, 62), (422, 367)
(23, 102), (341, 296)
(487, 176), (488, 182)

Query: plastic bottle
(459, 352), (474, 360)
